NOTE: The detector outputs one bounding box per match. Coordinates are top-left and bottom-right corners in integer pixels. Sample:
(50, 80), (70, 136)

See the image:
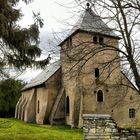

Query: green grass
(0, 118), (83, 140)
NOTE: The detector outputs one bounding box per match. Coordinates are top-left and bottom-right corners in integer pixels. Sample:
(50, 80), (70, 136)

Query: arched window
(99, 37), (104, 45)
(37, 100), (40, 114)
(95, 68), (99, 78)
(66, 96), (70, 114)
(97, 90), (103, 102)
(93, 36), (98, 44)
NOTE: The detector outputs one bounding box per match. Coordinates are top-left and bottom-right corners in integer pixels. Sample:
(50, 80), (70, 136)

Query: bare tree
(58, 0), (140, 93)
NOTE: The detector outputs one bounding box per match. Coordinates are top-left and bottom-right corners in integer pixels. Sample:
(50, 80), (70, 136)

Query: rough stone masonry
(83, 114), (140, 140)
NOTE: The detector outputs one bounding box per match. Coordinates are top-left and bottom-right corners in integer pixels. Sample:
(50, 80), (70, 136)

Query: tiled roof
(59, 8), (119, 46)
(72, 8), (117, 36)
(22, 61), (60, 91)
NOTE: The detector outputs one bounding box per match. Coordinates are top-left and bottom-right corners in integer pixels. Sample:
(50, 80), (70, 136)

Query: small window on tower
(67, 37), (72, 47)
(69, 37), (72, 46)
(97, 90), (103, 102)
(95, 68), (99, 78)
(129, 108), (135, 118)
(93, 36), (98, 44)
(99, 37), (104, 45)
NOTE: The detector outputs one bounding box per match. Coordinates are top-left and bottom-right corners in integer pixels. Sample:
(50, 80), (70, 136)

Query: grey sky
(18, 0), (83, 55)
(19, 0), (80, 31)
(17, 0), (81, 81)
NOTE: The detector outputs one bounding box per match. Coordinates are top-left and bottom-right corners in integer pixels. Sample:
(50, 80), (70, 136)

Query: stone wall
(83, 114), (140, 140)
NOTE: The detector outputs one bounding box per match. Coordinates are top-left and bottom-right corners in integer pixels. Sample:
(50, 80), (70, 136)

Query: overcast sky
(17, 0), (83, 81)
(19, 0), (81, 31)
(18, 0), (84, 53)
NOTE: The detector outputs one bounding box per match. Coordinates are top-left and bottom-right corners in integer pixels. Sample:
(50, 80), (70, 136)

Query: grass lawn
(0, 118), (83, 140)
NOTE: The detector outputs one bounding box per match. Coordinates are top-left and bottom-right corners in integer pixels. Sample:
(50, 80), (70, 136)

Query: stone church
(15, 5), (140, 128)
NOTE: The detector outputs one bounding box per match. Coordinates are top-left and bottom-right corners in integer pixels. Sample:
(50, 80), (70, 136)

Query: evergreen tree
(0, 78), (25, 117)
(0, 0), (50, 77)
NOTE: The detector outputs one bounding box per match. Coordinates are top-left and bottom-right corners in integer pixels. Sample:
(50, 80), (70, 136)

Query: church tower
(59, 4), (121, 127)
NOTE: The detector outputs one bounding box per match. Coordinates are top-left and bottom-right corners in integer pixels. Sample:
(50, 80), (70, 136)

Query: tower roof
(59, 7), (120, 46)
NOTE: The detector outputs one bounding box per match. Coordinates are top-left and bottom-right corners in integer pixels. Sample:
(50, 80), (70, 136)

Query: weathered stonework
(83, 114), (140, 140)
(15, 67), (65, 124)
(15, 6), (140, 128)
